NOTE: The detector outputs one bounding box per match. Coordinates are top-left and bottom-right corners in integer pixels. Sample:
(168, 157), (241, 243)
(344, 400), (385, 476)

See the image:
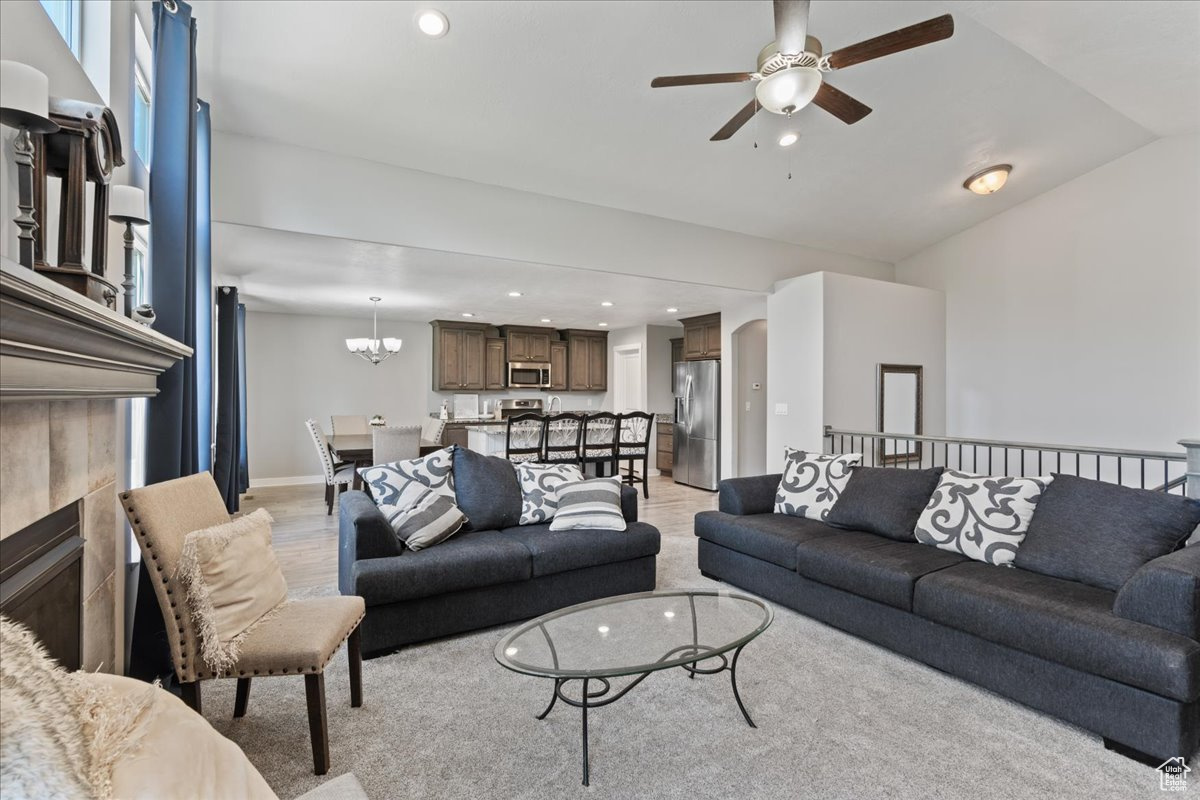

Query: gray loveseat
(340, 483), (659, 656)
(696, 472), (1200, 764)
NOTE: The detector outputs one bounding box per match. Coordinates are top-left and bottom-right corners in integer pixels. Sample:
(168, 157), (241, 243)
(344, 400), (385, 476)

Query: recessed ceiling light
(461, 312), (475, 318)
(597, 626), (610, 634)
(598, 322), (608, 327)
(963, 164), (1012, 195)
(666, 307), (679, 313)
(601, 301), (614, 307)
(778, 132), (799, 147)
(415, 9), (449, 38)
(540, 318), (552, 323)
(507, 291), (523, 297)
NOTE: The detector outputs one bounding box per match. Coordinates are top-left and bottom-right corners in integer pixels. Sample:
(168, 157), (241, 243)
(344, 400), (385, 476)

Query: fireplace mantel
(0, 258), (192, 400)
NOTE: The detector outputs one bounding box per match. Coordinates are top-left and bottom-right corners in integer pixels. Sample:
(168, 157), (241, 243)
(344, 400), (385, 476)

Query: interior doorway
(732, 319), (767, 477)
(612, 344), (644, 413)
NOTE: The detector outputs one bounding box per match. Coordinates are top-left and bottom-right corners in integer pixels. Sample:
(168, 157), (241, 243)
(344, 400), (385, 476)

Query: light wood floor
(244, 476), (718, 591)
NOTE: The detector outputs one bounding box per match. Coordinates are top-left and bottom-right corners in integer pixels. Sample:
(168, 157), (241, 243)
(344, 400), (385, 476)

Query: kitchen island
(465, 424), (507, 457)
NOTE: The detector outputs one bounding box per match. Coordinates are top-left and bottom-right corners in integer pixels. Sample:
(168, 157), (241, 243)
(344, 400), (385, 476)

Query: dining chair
(420, 417), (446, 454)
(330, 415), (370, 436)
(306, 418), (355, 515)
(120, 472), (365, 776)
(543, 413), (584, 468)
(505, 413), (546, 463)
(373, 425), (420, 464)
(617, 411), (655, 498)
(580, 412), (619, 477)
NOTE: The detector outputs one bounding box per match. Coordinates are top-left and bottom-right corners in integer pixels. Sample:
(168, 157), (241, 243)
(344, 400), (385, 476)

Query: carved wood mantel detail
(0, 258), (191, 401)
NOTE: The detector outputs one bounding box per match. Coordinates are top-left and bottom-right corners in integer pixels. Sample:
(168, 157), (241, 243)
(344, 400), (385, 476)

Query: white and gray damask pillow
(914, 470), (1052, 566)
(358, 447), (456, 506)
(775, 449), (862, 521)
(516, 463), (585, 525)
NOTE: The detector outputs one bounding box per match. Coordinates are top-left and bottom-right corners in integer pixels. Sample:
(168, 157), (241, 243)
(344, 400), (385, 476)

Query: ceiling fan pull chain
(753, 98), (760, 149)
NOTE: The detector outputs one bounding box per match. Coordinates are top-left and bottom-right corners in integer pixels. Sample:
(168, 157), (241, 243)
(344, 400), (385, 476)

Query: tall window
(39, 0), (82, 59)
(133, 65), (151, 164)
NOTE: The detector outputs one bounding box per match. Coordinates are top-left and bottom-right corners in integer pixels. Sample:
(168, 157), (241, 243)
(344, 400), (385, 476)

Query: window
(39, 0), (82, 59)
(128, 230), (150, 498)
(132, 230), (150, 305)
(133, 65), (151, 164)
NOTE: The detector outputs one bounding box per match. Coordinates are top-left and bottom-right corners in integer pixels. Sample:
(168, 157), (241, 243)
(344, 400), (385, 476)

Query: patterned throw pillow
(378, 488), (467, 551)
(549, 478), (627, 532)
(515, 463), (585, 525)
(358, 446), (455, 505)
(914, 470), (1053, 566)
(774, 449), (862, 521)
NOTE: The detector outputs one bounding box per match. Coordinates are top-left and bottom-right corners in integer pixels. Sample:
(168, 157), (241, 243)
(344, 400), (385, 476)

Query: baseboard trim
(248, 475), (324, 488)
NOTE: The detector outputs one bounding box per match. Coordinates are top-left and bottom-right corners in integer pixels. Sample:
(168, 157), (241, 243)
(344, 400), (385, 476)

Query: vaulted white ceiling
(194, 0), (1197, 265)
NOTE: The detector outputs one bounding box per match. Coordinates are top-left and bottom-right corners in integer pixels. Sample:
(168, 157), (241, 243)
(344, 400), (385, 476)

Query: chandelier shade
(346, 298), (402, 365)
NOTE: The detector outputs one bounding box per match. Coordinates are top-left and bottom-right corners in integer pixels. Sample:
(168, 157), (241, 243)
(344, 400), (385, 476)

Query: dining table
(328, 434), (374, 490)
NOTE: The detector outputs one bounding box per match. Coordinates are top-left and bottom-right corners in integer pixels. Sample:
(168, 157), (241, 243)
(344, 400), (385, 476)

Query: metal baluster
(1075, 453), (1080, 477)
(1037, 450), (1042, 475)
(973, 446), (978, 473)
(1140, 459), (1145, 489)
(1117, 457), (1122, 487)
(988, 447), (993, 475)
(1003, 448), (1008, 476)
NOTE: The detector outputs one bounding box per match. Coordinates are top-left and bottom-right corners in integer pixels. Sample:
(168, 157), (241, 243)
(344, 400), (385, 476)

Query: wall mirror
(878, 364), (923, 463)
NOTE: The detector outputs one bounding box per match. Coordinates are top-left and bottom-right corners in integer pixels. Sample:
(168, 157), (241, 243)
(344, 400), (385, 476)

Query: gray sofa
(340, 485), (659, 656)
(696, 473), (1200, 764)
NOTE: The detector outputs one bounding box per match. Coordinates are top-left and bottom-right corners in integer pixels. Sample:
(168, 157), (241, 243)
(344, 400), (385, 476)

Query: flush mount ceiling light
(415, 9), (449, 38)
(598, 322), (609, 327)
(666, 307), (679, 313)
(778, 132), (799, 147)
(345, 297), (402, 365)
(507, 291), (523, 297)
(601, 301), (614, 307)
(963, 164), (1012, 195)
(461, 312), (475, 318)
(540, 318), (552, 323)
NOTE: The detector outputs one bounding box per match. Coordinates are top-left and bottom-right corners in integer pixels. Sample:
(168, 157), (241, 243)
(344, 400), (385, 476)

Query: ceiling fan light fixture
(778, 132), (799, 147)
(964, 164), (1012, 195)
(415, 9), (449, 38)
(755, 66), (822, 115)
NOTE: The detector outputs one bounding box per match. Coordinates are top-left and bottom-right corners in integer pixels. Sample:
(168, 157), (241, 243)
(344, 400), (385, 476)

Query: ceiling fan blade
(773, 0), (811, 55)
(651, 73), (753, 88)
(826, 14), (955, 70)
(710, 99), (760, 141)
(812, 83), (872, 124)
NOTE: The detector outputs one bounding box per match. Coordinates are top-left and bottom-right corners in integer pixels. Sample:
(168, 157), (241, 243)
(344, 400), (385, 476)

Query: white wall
(734, 319), (768, 477)
(896, 135), (1200, 452)
(766, 275), (826, 470)
(719, 296), (769, 478)
(645, 325), (678, 417)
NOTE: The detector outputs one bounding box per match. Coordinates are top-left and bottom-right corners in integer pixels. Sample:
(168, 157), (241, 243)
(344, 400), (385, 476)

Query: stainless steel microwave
(508, 362), (551, 389)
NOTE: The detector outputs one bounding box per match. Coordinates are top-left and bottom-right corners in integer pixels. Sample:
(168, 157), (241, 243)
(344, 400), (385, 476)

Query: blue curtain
(132, 0), (210, 682)
(213, 287), (242, 512)
(237, 303), (250, 494)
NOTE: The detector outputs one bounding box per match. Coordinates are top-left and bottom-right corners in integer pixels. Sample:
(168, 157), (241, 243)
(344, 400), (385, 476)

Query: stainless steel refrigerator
(674, 360), (720, 490)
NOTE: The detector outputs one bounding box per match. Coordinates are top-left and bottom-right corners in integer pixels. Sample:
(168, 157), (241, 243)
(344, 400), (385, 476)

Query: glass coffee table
(494, 589), (773, 785)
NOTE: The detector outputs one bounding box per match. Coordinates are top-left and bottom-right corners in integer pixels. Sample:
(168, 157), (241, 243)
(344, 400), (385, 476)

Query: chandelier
(345, 297), (402, 365)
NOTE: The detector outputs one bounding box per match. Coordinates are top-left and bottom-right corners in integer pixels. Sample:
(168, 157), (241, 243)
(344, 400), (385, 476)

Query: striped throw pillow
(548, 478), (626, 532)
(378, 488), (467, 551)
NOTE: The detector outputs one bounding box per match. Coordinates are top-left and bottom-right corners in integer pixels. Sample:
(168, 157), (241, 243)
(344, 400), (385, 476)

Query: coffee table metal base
(534, 643), (756, 786)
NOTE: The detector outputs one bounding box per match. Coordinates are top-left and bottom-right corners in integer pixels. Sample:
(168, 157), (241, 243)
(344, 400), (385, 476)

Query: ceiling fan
(650, 1), (954, 140)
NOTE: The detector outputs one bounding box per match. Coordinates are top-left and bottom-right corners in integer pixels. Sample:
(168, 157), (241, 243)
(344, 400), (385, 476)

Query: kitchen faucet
(547, 395), (562, 415)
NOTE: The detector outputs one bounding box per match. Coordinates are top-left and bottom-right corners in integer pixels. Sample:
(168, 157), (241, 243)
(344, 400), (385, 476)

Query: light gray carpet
(206, 537), (1163, 799)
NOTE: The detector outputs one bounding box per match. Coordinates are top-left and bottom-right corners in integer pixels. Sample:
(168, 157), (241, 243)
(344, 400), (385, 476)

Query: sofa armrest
(621, 486), (639, 524)
(1114, 545), (1200, 640)
(338, 491), (403, 596)
(718, 474), (782, 516)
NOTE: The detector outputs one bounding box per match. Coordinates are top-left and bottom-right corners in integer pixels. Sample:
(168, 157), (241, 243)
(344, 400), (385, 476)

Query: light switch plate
(775, 403), (789, 416)
(744, 401), (751, 412)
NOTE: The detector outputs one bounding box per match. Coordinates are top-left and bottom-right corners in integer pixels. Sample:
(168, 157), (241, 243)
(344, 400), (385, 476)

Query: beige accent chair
(330, 415), (369, 435)
(372, 424), (420, 464)
(306, 418), (355, 515)
(120, 473), (366, 776)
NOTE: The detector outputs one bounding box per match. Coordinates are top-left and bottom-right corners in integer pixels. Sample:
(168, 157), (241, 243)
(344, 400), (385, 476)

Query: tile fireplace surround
(0, 258), (190, 675)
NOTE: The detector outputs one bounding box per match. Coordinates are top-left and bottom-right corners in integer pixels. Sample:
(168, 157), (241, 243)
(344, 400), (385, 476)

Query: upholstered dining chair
(420, 417), (446, 454)
(372, 425), (420, 463)
(120, 473), (365, 776)
(581, 412), (619, 477)
(306, 418), (355, 515)
(617, 411), (655, 498)
(505, 412), (546, 463)
(543, 413), (584, 467)
(330, 415), (369, 435)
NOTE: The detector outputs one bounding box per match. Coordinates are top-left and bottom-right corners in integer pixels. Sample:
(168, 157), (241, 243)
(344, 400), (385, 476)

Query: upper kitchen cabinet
(562, 329), (608, 392)
(502, 326), (553, 363)
(549, 340), (568, 391)
(681, 313), (721, 360)
(431, 320), (489, 391)
(485, 337), (507, 390)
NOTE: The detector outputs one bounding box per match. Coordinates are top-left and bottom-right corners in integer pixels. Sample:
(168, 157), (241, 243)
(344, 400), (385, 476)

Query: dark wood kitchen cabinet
(502, 326), (553, 362)
(549, 340), (568, 391)
(562, 329), (608, 392)
(681, 313), (721, 360)
(485, 337), (507, 390)
(431, 320), (489, 391)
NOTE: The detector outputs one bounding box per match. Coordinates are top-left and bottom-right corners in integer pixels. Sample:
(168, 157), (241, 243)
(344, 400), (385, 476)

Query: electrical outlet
(775, 403), (789, 416)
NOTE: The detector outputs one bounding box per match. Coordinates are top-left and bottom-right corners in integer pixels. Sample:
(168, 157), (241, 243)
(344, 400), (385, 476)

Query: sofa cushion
(1014, 474), (1200, 591)
(452, 447), (522, 532)
(351, 529), (531, 605)
(794, 530), (968, 611)
(515, 462), (585, 525)
(694, 511), (838, 571)
(914, 470), (1051, 566)
(826, 467), (943, 542)
(378, 489), (466, 551)
(502, 521), (661, 577)
(914, 562), (1200, 702)
(358, 446), (455, 504)
(1114, 544), (1200, 640)
(774, 449), (861, 521)
(549, 478), (626, 532)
